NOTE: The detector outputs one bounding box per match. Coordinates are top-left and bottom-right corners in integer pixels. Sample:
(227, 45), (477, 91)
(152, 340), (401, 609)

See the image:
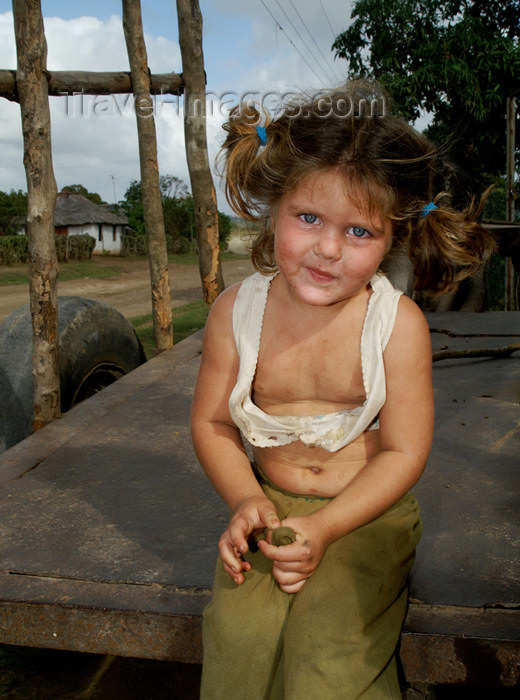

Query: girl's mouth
(307, 267), (336, 283)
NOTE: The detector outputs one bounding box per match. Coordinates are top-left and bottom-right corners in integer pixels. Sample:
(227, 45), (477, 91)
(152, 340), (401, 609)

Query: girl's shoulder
(209, 271), (271, 321)
(200, 284), (243, 367)
(206, 276), (253, 325)
(373, 271), (426, 331)
(210, 280), (241, 314)
(202, 283), (241, 348)
(387, 293), (432, 362)
(396, 293), (429, 330)
(205, 272), (267, 338)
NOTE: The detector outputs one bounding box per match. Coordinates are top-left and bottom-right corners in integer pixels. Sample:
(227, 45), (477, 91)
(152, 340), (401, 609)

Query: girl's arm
(191, 285), (281, 583)
(260, 296), (434, 592)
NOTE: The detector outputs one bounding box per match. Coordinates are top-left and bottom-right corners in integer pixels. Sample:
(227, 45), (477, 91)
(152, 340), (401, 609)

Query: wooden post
(12, 0), (60, 430)
(122, 0), (173, 351)
(176, 0), (224, 304)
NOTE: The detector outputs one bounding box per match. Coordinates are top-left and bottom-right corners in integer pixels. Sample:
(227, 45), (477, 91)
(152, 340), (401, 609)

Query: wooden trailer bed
(0, 312), (518, 689)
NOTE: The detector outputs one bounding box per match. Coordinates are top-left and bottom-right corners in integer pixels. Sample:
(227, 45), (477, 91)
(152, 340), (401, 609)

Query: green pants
(201, 477), (422, 700)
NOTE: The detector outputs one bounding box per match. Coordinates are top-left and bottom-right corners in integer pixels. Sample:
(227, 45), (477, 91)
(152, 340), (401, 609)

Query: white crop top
(228, 272), (402, 452)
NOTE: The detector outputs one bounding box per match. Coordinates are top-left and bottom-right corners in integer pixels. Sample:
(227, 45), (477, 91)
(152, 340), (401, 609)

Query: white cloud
(0, 10), (184, 203)
(45, 15), (129, 71)
(0, 11), (16, 67)
(0, 1), (352, 211)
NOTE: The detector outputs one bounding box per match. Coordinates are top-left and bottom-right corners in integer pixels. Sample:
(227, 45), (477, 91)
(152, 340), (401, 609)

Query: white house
(54, 192), (129, 254)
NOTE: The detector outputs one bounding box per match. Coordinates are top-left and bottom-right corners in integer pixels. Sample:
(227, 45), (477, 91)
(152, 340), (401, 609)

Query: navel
(309, 466), (322, 475)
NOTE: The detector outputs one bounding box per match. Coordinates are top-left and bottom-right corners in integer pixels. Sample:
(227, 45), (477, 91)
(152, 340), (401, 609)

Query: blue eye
(348, 226), (371, 238)
(301, 213), (318, 224)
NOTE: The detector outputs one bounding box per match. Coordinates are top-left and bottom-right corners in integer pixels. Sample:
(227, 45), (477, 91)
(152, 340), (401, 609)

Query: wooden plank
(0, 69), (183, 101)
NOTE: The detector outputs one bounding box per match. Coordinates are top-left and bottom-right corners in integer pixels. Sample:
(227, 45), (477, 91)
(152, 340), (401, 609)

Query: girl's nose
(313, 231), (342, 261)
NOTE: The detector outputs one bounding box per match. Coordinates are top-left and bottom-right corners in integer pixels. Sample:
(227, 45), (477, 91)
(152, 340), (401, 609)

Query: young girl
(191, 82), (492, 699)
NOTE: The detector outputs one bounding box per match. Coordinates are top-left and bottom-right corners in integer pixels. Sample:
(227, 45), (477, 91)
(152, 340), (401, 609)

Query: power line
(318, 0), (337, 42)
(258, 0), (327, 85)
(272, 0), (332, 83)
(287, 0), (344, 82)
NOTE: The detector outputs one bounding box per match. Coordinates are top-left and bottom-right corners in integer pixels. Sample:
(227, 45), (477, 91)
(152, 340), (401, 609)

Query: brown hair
(219, 82), (494, 295)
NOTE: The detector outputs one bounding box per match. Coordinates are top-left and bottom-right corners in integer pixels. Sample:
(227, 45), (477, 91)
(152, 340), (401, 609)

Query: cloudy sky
(0, 0), (352, 214)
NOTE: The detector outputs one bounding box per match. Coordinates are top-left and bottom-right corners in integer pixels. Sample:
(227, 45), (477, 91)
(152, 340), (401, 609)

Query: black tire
(0, 296), (146, 452)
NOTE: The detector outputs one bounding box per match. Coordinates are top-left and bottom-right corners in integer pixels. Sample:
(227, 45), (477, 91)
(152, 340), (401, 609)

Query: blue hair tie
(421, 201), (438, 218)
(256, 125), (267, 146)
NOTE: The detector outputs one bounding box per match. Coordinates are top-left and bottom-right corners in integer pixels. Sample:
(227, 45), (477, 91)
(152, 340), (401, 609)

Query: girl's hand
(258, 510), (332, 593)
(219, 495), (281, 585)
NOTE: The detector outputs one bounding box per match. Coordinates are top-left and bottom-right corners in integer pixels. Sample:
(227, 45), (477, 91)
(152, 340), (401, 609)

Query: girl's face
(272, 169), (393, 308)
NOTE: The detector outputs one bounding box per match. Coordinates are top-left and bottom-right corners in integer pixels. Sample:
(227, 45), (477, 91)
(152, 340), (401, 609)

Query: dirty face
(272, 169), (393, 308)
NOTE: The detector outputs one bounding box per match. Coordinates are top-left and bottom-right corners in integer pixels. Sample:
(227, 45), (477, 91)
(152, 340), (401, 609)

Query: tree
(218, 211), (231, 246)
(122, 176), (231, 252)
(61, 184), (105, 205)
(0, 189), (28, 235)
(163, 195), (194, 245)
(333, 0), (520, 191)
(121, 179), (146, 235)
(122, 178), (191, 244)
(159, 174), (189, 200)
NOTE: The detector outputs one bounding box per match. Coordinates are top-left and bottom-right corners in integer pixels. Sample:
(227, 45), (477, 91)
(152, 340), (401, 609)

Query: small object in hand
(248, 526), (296, 551)
(270, 527), (296, 546)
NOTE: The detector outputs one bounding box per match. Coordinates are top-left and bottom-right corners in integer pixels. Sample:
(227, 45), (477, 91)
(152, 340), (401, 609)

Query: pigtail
(219, 104), (295, 273)
(409, 191), (495, 295)
(219, 105), (273, 221)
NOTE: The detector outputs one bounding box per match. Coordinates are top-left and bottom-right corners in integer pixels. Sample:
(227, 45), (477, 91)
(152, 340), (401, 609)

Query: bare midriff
(252, 396), (382, 498)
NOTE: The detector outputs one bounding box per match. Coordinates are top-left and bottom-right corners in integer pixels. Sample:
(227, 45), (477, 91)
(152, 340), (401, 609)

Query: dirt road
(0, 256), (255, 323)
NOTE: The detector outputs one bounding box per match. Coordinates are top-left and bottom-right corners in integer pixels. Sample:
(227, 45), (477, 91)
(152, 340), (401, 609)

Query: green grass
(127, 252), (242, 265)
(59, 262), (123, 281)
(168, 251), (243, 264)
(0, 260), (123, 285)
(0, 252), (242, 286)
(168, 252), (201, 265)
(0, 269), (28, 285)
(131, 301), (209, 359)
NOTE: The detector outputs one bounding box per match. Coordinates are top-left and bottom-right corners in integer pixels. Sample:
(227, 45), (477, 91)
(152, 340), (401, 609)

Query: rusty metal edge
(400, 633), (520, 688)
(0, 570), (210, 662)
(404, 602), (520, 640)
(1, 597), (519, 685)
(0, 599), (204, 663)
(401, 602), (520, 687)
(1, 575), (519, 686)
